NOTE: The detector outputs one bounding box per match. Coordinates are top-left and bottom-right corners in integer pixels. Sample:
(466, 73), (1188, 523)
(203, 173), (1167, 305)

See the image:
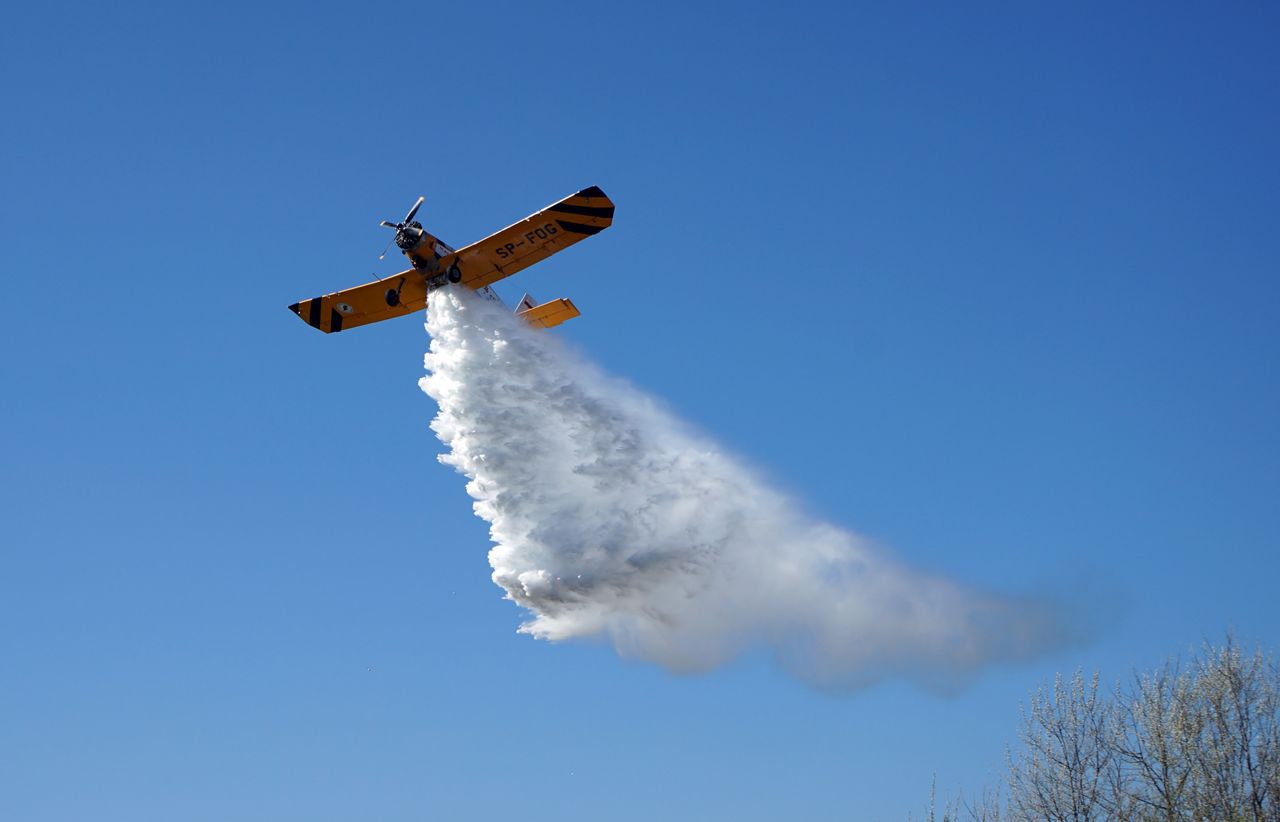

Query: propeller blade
(378, 235), (397, 260)
(379, 220), (399, 229)
(403, 195), (424, 224)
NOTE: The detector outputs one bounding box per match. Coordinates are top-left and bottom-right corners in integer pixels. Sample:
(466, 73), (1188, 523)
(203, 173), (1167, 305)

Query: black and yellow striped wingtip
(288, 297), (343, 333)
(547, 186), (615, 236)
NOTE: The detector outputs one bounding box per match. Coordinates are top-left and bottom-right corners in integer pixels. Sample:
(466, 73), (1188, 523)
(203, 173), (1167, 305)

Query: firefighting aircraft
(287, 186), (614, 334)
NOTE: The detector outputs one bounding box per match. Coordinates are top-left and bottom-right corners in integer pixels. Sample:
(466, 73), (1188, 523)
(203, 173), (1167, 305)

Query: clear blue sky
(2, 2), (1277, 819)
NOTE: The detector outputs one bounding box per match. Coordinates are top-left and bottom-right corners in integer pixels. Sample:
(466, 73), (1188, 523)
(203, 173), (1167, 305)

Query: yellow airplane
(288, 186), (615, 333)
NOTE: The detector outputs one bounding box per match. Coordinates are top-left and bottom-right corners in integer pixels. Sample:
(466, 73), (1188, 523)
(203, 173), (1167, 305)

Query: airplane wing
(288, 269), (425, 333)
(453, 185), (614, 290)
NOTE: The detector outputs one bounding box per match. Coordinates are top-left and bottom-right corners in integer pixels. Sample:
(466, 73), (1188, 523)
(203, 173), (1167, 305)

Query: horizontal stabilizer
(516, 296), (580, 329)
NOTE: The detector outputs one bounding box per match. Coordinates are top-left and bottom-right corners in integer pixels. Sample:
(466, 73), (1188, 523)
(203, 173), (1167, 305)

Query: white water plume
(419, 287), (1076, 690)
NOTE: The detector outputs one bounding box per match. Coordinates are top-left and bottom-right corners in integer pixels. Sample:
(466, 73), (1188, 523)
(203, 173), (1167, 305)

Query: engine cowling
(396, 222), (425, 250)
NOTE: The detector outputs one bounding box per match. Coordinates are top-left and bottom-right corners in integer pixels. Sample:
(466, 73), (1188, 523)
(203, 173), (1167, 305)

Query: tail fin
(515, 292), (580, 329)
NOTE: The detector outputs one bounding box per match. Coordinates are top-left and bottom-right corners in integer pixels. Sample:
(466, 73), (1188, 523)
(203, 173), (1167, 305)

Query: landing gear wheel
(385, 288), (401, 307)
(447, 262), (462, 284)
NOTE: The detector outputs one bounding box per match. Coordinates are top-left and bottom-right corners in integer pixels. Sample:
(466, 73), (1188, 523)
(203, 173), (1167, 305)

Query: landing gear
(385, 276), (406, 307)
(447, 262), (462, 283)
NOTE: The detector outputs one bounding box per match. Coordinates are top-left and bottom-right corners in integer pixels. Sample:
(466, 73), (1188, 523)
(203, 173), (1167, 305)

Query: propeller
(378, 195), (425, 259)
(403, 195), (424, 224)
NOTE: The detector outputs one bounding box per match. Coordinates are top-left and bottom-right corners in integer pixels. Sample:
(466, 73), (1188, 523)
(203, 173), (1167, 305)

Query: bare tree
(920, 634), (1280, 822)
(1006, 670), (1120, 821)
(1184, 636), (1280, 821)
(1111, 659), (1201, 821)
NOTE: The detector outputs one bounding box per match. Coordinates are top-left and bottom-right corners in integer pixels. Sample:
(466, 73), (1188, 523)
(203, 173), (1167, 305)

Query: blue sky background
(2, 1), (1278, 819)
